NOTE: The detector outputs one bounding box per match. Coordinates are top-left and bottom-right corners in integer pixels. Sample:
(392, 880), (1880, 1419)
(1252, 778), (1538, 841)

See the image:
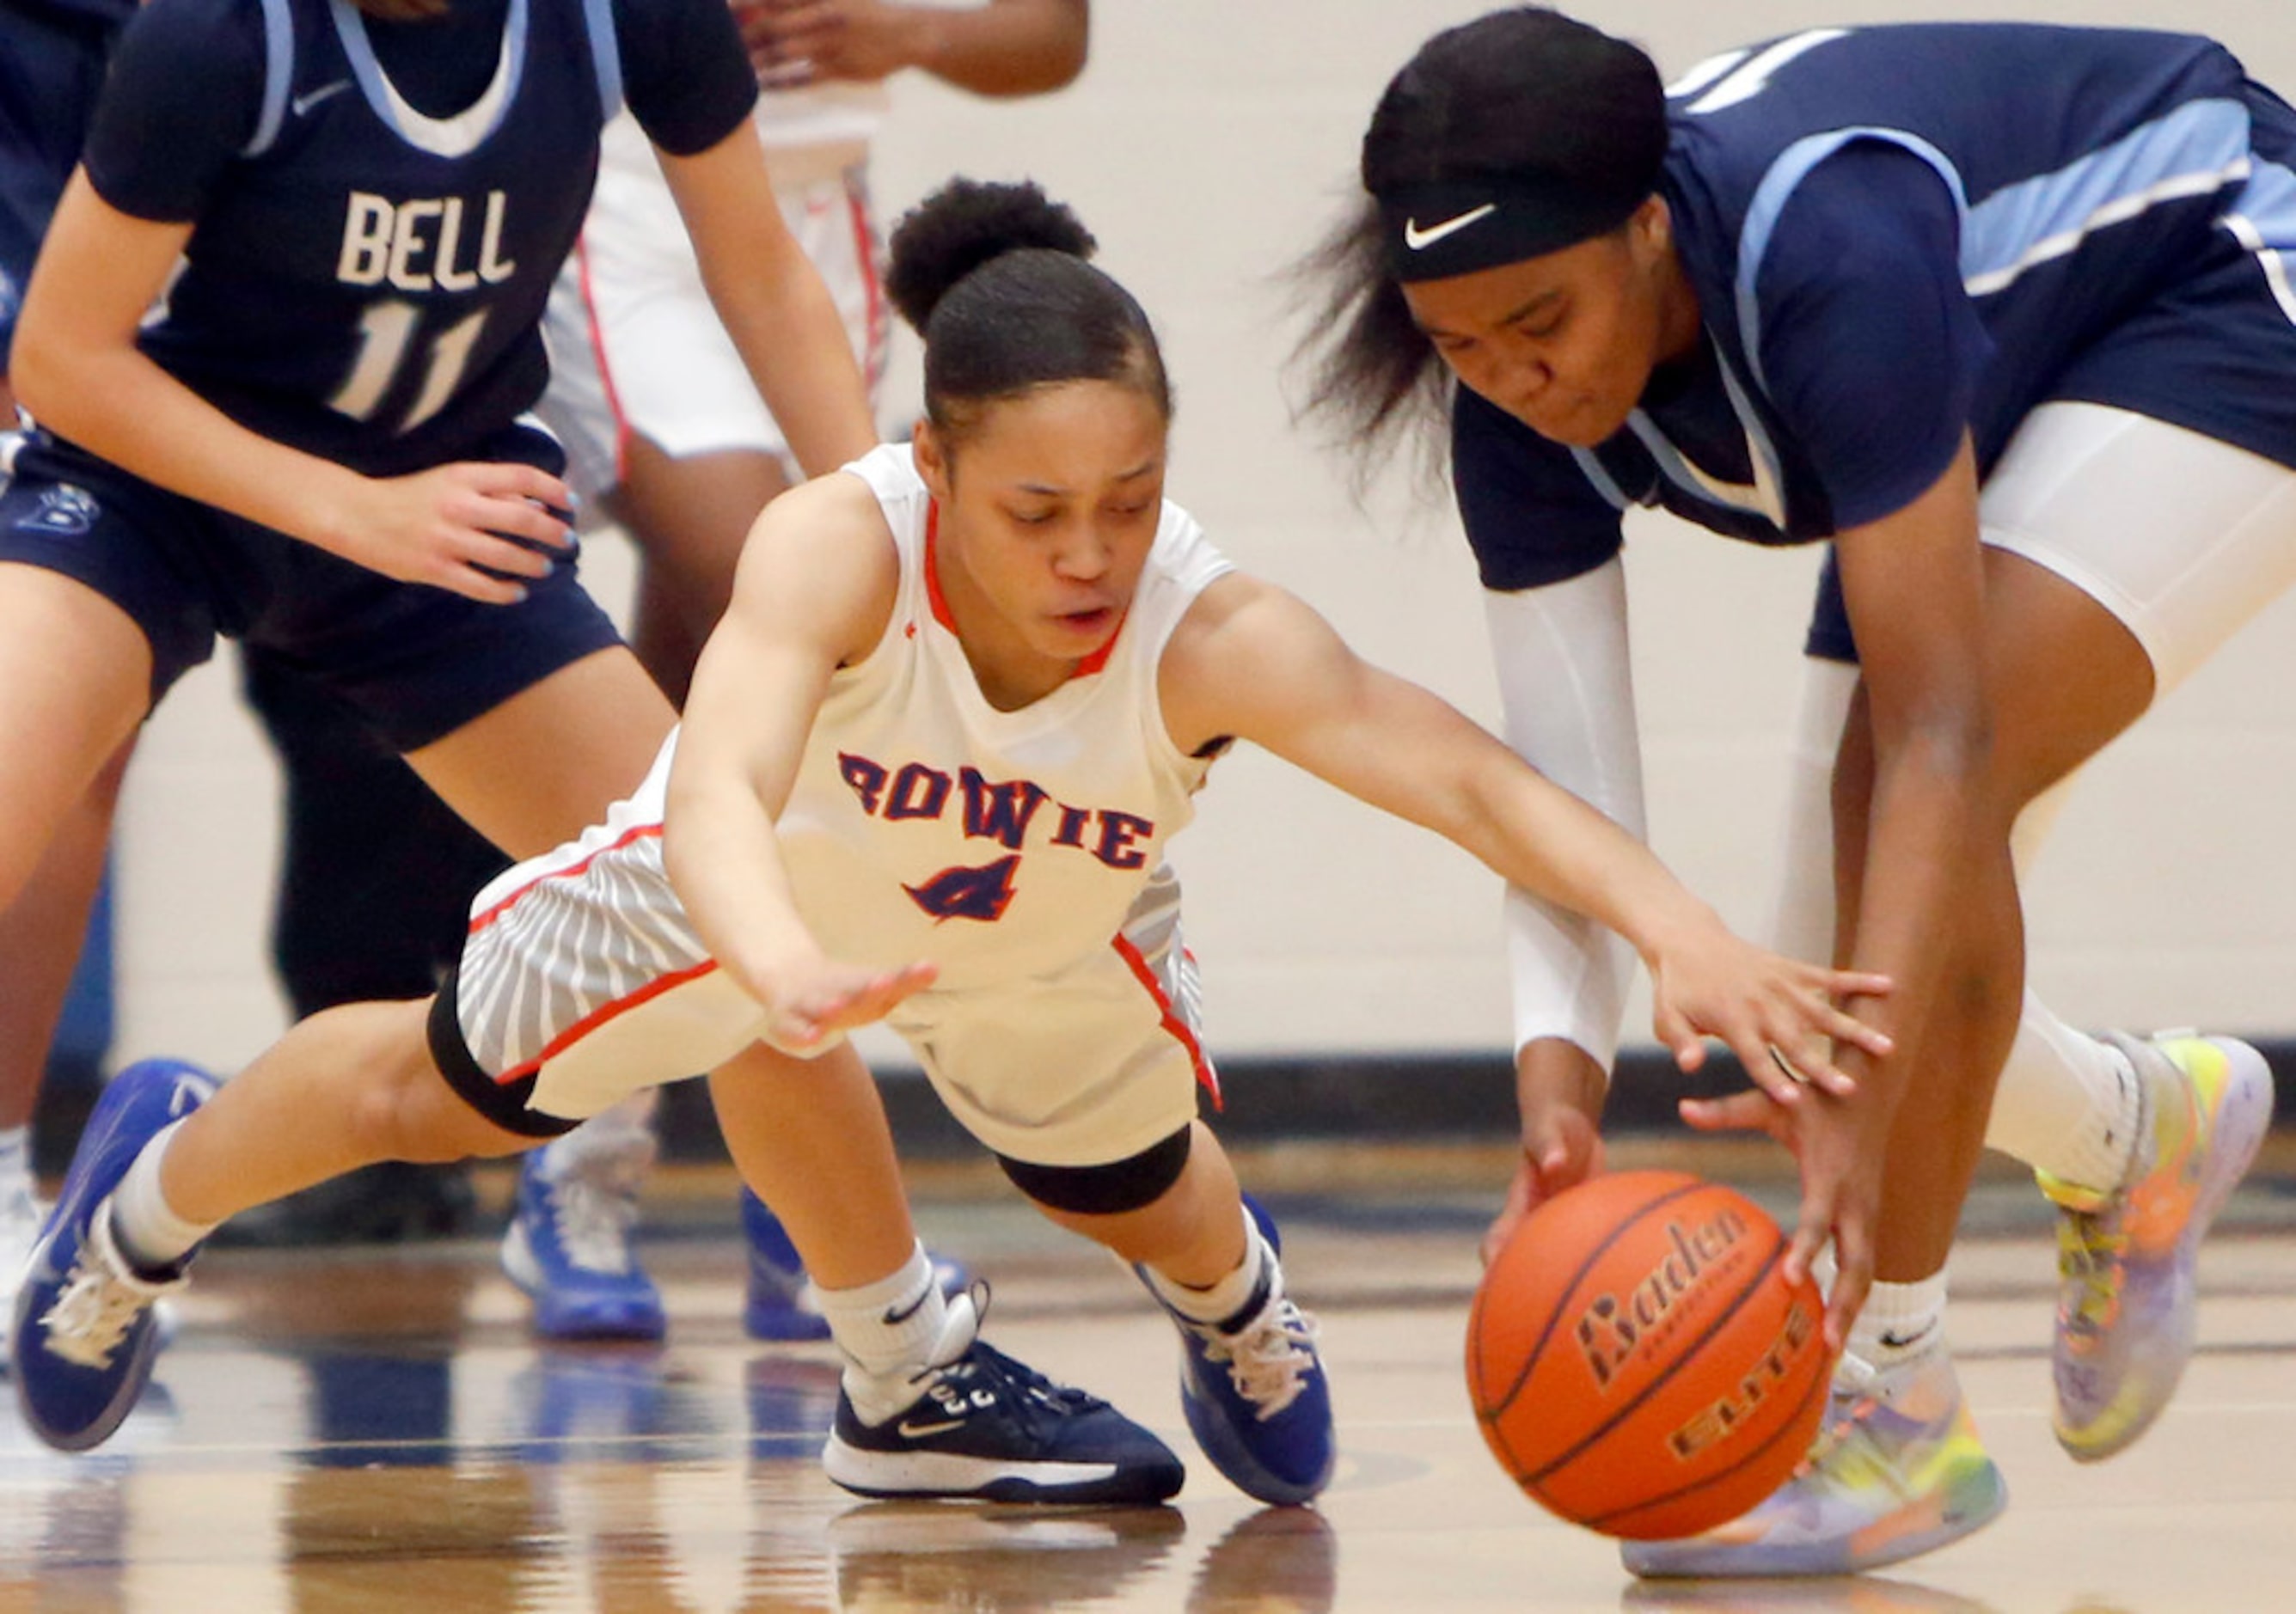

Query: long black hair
(886, 178), (1172, 449)
(1294, 8), (1666, 474)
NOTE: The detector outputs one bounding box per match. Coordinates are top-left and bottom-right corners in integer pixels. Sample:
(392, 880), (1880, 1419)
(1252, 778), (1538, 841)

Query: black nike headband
(1378, 175), (1650, 283)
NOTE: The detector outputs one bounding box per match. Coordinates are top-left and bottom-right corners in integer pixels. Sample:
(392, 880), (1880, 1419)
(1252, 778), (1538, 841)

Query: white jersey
(455, 443), (1237, 1161)
(783, 443), (1228, 987)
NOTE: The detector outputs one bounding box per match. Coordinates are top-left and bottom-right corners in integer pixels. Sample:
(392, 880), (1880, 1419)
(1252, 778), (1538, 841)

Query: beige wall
(113, 3), (2296, 1074)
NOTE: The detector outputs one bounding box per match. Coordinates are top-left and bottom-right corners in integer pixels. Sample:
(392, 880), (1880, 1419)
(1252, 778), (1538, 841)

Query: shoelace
(900, 1285), (1110, 1433)
(2055, 1210), (2128, 1332)
(1197, 1298), (1320, 1421)
(546, 1173), (640, 1275)
(40, 1253), (156, 1371)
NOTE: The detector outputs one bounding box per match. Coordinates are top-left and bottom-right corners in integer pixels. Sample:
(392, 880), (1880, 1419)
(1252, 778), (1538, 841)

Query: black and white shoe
(823, 1288), (1185, 1504)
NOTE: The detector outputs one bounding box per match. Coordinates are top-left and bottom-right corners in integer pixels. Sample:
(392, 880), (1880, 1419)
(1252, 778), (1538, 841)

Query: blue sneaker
(1141, 1195), (1334, 1505)
(12, 1058), (217, 1452)
(823, 1288), (1185, 1503)
(500, 1137), (665, 1342)
(741, 1188), (972, 1342)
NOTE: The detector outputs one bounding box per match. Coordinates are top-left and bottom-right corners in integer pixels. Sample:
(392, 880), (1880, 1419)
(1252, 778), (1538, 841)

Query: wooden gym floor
(4, 1136), (2293, 1613)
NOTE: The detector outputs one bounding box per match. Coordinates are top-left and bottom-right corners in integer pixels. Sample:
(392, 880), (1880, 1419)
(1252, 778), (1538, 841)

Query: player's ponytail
(886, 179), (1172, 444)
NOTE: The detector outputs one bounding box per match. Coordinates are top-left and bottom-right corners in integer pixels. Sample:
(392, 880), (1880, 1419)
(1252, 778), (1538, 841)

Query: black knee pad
(426, 973), (579, 1140)
(996, 1126), (1193, 1215)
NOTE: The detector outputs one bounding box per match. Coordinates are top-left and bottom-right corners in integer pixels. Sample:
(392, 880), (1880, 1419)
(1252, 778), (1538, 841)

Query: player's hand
(735, 0), (915, 85)
(751, 955), (939, 1052)
(334, 462), (574, 603)
(1646, 925), (1892, 1106)
(1678, 1084), (1886, 1348)
(1481, 1052), (1607, 1266)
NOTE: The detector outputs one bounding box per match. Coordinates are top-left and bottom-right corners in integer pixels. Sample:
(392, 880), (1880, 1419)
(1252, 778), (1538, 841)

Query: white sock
(819, 1242), (946, 1421)
(1145, 1203), (1270, 1330)
(1849, 1272), (1949, 1372)
(107, 1120), (217, 1274)
(1984, 994), (2141, 1190)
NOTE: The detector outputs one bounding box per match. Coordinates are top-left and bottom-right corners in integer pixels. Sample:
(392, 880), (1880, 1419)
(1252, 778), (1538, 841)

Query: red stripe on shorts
(468, 822), (664, 935)
(573, 235), (634, 488)
(497, 957), (723, 1086)
(1111, 933), (1221, 1110)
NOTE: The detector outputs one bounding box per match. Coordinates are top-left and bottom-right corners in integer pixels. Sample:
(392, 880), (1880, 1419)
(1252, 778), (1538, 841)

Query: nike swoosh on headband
(1403, 203), (1498, 250)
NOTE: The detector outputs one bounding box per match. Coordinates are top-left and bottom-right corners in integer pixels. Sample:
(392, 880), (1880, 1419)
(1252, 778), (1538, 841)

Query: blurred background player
(0, 0), (872, 1341)
(509, 0), (1091, 1342)
(0, 0), (135, 1322)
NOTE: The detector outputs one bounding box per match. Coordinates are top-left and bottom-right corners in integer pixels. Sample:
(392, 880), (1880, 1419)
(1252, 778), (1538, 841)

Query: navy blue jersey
(0, 4), (116, 368)
(5, 0), (134, 30)
(74, 0), (755, 478)
(1460, 23), (2296, 592)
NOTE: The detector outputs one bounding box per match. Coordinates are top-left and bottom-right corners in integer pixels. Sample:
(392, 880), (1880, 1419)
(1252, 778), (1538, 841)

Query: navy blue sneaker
(741, 1187), (970, 1342)
(823, 1289), (1185, 1503)
(500, 1140), (665, 1342)
(12, 1058), (217, 1452)
(1142, 1195), (1334, 1506)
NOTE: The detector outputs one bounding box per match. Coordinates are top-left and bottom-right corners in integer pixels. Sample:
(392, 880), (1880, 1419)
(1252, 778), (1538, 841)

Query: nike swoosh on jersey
(293, 81), (352, 118)
(1403, 204), (1498, 250)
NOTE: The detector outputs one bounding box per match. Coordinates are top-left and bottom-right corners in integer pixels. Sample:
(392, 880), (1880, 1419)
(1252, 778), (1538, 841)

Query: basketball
(1466, 1170), (1832, 1540)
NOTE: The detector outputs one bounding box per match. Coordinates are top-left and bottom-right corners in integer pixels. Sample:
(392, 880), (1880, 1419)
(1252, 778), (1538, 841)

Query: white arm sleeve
(1481, 556), (1646, 1075)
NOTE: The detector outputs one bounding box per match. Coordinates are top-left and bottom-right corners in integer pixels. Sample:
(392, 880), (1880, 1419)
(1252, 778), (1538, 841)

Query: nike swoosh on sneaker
(1403, 204), (1497, 251)
(896, 1415), (966, 1439)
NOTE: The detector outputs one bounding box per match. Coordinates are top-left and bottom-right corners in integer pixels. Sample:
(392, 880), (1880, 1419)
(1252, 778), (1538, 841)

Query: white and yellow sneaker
(1621, 1348), (2006, 1579)
(2039, 1031), (2273, 1462)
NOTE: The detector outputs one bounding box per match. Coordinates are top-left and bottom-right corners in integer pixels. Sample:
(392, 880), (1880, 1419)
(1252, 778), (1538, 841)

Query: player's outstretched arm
(664, 473), (935, 1045)
(656, 126), (878, 481)
(738, 0), (1088, 97)
(1161, 572), (1892, 1095)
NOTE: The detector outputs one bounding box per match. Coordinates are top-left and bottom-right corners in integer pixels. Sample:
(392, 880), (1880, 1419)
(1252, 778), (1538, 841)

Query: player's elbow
(6, 315), (76, 431)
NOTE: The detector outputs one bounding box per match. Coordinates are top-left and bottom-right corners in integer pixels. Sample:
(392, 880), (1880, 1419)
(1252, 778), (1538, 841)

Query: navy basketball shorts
(0, 425), (623, 750)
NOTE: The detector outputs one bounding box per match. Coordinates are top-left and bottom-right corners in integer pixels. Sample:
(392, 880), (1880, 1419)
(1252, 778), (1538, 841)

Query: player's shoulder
(761, 461), (898, 553)
(112, 0), (267, 74)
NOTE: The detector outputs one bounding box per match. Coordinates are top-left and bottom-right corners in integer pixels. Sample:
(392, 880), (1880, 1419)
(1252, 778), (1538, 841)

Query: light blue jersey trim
(1735, 102), (2260, 396)
(329, 0), (530, 157)
(1569, 447), (1632, 511)
(1733, 127), (1965, 397)
(242, 0), (296, 158)
(1962, 98), (2250, 297)
(2221, 157), (2296, 325)
(582, 0), (624, 123)
(1621, 339), (1788, 527)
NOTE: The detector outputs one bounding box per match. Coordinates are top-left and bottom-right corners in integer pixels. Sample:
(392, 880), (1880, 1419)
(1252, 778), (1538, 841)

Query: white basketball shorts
(538, 113), (887, 504)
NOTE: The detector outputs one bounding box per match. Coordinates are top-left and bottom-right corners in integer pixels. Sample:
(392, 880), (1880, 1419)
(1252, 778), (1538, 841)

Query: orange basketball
(1466, 1169), (1831, 1540)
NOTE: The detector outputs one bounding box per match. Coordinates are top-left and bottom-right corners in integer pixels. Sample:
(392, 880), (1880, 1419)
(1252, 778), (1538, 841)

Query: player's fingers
(1822, 1221), (1873, 1351)
(427, 558), (530, 605)
(1730, 1033), (1814, 1104)
(1816, 967), (1893, 998)
(1680, 1089), (1784, 1137)
(469, 497), (572, 554)
(1479, 1165), (1537, 1268)
(474, 524), (566, 576)
(463, 462), (573, 519)
(1819, 1000), (1894, 1061)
